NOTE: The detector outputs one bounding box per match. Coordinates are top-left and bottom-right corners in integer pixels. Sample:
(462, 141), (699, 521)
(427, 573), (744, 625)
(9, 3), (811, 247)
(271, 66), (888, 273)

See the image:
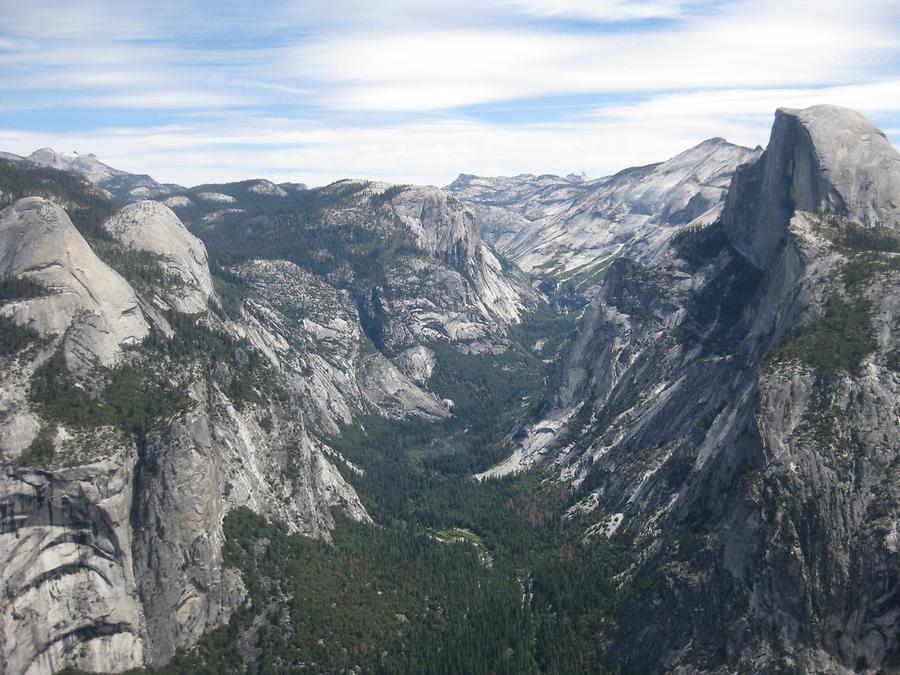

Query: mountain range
(1, 104), (898, 674)
(447, 137), (761, 287)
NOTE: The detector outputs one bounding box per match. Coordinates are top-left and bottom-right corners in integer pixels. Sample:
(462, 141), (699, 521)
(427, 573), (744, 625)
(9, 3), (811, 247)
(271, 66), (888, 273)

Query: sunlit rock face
(1, 162), (542, 673)
(448, 138), (761, 281)
(104, 200), (214, 314)
(1, 449), (146, 675)
(0, 197), (372, 673)
(3, 102), (897, 675)
(0, 197), (149, 370)
(723, 105), (900, 270)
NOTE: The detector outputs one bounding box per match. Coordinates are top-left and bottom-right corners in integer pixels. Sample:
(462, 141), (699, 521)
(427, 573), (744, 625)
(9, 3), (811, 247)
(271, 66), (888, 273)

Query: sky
(0, 0), (898, 187)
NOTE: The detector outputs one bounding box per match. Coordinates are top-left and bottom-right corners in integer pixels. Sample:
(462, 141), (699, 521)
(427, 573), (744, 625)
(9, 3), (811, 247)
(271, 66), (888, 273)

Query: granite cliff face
(724, 105), (900, 269)
(103, 200), (214, 314)
(483, 105), (900, 672)
(0, 192), (373, 673)
(391, 186), (527, 327)
(228, 258), (451, 431)
(166, 179), (538, 352)
(1, 446), (146, 674)
(0, 197), (149, 371)
(1, 105), (896, 674)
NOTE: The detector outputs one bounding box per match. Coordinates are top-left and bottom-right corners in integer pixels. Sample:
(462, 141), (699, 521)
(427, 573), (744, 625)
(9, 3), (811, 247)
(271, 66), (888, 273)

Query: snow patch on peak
(27, 147), (123, 184)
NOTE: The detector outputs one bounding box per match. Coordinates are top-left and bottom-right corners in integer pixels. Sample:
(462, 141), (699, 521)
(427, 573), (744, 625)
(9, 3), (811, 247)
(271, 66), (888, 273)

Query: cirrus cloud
(0, 0), (897, 186)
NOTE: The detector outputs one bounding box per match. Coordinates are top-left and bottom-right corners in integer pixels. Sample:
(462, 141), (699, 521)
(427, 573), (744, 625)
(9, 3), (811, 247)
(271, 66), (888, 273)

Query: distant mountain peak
(12, 146), (183, 203)
(447, 137), (760, 277)
(724, 104), (900, 269)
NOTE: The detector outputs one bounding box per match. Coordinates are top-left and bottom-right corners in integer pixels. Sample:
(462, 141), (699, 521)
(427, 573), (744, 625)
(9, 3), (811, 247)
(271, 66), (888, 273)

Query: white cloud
(590, 80), (900, 144)
(2, 1), (158, 41)
(506, 0), (693, 21)
(1, 86), (896, 188)
(78, 91), (256, 110)
(288, 1), (896, 112)
(0, 0), (897, 185)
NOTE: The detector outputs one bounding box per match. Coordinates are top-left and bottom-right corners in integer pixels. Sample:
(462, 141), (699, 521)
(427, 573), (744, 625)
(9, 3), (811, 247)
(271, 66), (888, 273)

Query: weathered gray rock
(167, 178), (540, 353)
(104, 200), (214, 314)
(0, 197), (149, 369)
(0, 365), (371, 673)
(21, 148), (182, 203)
(395, 345), (437, 385)
(1, 441), (146, 675)
(723, 105), (900, 269)
(133, 377), (368, 666)
(465, 203), (532, 251)
(0, 351), (44, 459)
(247, 180), (287, 197)
(0, 198), (375, 672)
(449, 138), (761, 280)
(786, 105), (900, 231)
(229, 258), (450, 432)
(485, 106), (900, 672)
(360, 353), (449, 420)
(391, 185), (534, 327)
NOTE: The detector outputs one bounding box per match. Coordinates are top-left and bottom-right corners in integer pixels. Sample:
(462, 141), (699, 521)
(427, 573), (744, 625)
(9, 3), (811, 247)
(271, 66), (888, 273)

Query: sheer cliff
(484, 105), (900, 672)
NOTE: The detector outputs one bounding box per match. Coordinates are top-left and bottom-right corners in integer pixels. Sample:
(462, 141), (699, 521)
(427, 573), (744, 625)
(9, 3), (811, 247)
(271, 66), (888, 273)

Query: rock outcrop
(164, 179), (539, 352)
(4, 103), (895, 675)
(391, 186), (530, 326)
(724, 105), (900, 269)
(229, 258), (451, 432)
(0, 197), (149, 369)
(1, 445), (146, 675)
(104, 200), (214, 314)
(395, 345), (437, 385)
(0, 154), (537, 675)
(16, 149), (182, 203)
(131, 377), (367, 666)
(0, 194), (371, 673)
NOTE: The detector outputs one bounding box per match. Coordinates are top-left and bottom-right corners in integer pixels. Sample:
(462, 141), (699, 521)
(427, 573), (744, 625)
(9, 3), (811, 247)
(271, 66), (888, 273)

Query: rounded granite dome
(723, 104), (900, 269)
(103, 200), (214, 314)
